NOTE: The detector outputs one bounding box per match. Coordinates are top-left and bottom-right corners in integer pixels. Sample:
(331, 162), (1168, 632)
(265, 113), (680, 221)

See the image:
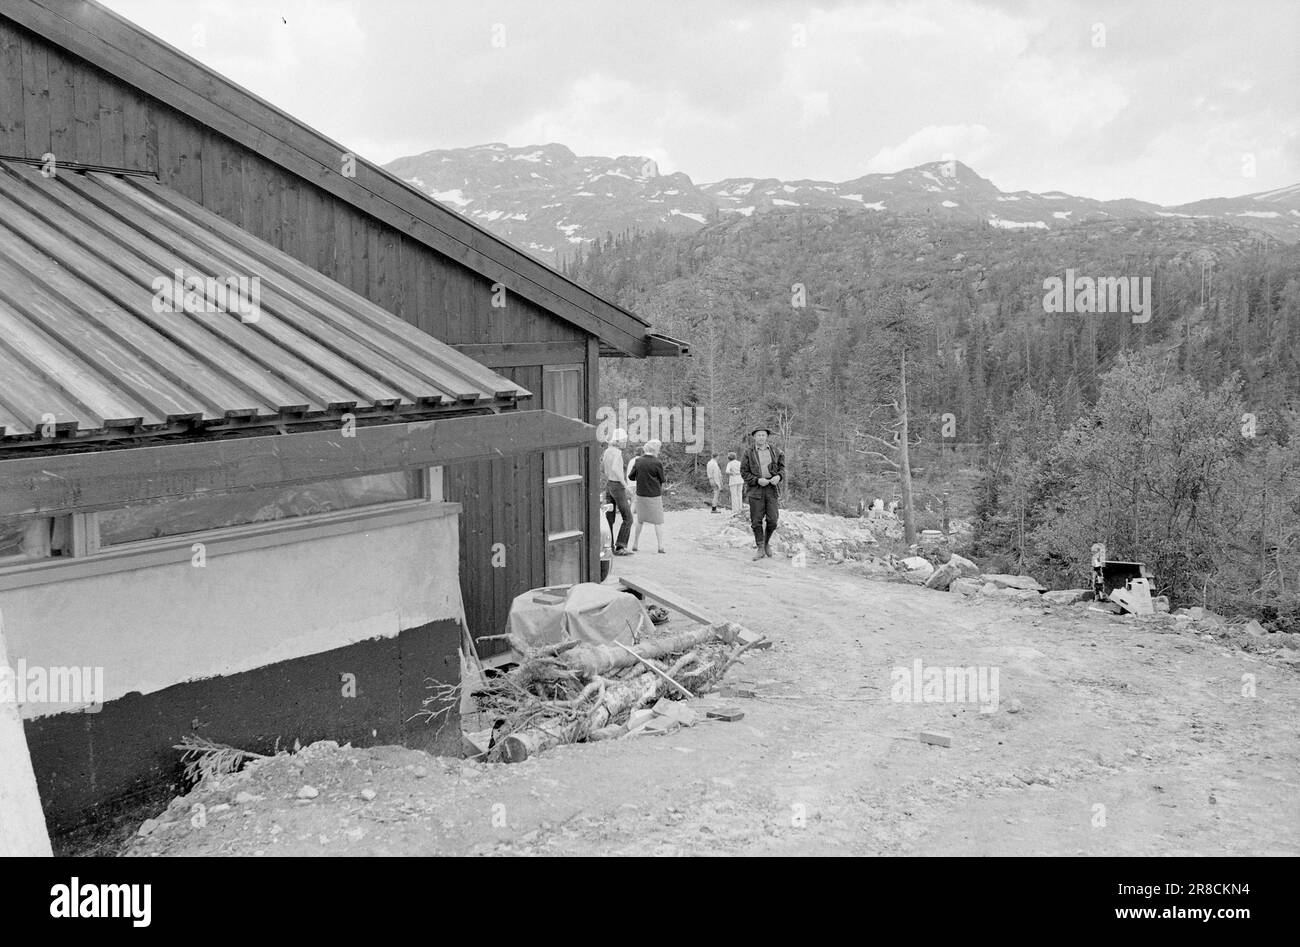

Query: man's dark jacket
(739, 444), (786, 500)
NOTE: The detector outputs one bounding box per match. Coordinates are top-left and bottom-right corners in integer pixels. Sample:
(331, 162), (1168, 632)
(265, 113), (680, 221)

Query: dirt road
(127, 509), (1300, 856)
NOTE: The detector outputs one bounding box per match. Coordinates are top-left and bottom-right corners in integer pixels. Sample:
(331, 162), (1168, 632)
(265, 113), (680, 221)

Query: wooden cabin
(0, 0), (684, 834)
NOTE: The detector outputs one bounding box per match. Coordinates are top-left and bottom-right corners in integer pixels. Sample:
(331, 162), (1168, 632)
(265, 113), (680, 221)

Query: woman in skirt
(629, 439), (667, 553)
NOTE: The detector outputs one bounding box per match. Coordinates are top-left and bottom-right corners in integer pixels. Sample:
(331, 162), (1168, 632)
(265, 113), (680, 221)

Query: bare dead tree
(853, 351), (922, 545)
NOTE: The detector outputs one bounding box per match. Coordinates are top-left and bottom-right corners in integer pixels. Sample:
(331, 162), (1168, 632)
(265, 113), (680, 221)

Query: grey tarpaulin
(507, 583), (654, 653)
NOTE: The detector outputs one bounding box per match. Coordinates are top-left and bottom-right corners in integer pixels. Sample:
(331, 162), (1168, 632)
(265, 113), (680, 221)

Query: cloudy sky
(101, 0), (1298, 205)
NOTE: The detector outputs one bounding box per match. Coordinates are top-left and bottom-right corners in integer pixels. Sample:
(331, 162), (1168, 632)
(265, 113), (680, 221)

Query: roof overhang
(599, 332), (692, 358)
(2, 0), (670, 357)
(0, 410), (595, 522)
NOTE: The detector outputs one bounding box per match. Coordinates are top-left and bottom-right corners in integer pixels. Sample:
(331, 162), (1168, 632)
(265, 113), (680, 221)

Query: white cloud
(865, 125), (994, 173)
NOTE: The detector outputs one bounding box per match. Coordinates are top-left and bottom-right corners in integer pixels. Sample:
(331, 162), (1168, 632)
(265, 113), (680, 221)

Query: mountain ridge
(383, 143), (1300, 260)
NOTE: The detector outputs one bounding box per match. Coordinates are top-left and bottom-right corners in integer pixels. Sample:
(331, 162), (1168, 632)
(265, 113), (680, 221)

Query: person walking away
(602, 429), (634, 556)
(740, 427), (785, 560)
(725, 451), (743, 514)
(630, 439), (667, 553)
(706, 452), (723, 513)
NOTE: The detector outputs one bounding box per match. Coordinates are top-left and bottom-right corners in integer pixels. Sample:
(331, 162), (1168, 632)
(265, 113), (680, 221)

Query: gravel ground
(126, 509), (1300, 857)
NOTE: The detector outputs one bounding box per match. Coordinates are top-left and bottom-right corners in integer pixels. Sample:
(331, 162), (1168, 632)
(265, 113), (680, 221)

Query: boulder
(1187, 607), (1228, 628)
(949, 577), (983, 596)
(948, 554), (980, 577)
(980, 574), (1046, 592)
(1042, 589), (1090, 606)
(1014, 588), (1043, 602)
(901, 556), (935, 580)
(925, 561), (962, 591)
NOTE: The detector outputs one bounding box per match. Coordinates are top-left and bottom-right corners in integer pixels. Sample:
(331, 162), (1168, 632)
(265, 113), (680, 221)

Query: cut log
(615, 641), (694, 699)
(501, 670), (659, 762)
(558, 623), (737, 678)
(496, 632), (765, 763)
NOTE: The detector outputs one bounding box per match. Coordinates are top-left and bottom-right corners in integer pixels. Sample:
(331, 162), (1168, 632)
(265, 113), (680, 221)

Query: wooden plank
(46, 39), (76, 162)
(0, 23), (25, 155)
(332, 195), (353, 291)
(97, 75), (125, 166)
(19, 35), (49, 158)
(119, 79), (151, 170)
(198, 126), (222, 215)
(365, 222), (383, 313)
(616, 576), (721, 626)
(279, 172), (302, 261)
(2, 2), (651, 354)
(452, 341), (587, 368)
(69, 54), (99, 163)
(426, 252), (449, 341)
(309, 183), (332, 275)
(490, 452), (508, 641)
(395, 234), (420, 328)
(0, 409), (595, 521)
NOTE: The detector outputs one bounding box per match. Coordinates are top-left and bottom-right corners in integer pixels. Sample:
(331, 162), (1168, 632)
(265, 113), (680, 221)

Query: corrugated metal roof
(0, 159), (530, 444)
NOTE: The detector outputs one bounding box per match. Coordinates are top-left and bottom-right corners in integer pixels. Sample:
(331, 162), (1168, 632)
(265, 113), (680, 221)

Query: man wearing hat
(740, 426), (785, 560)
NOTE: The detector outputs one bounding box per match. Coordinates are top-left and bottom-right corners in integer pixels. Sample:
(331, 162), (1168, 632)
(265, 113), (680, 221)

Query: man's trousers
(748, 486), (779, 549)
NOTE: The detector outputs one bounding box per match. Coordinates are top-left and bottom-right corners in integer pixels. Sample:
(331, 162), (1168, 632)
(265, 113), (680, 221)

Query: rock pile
(715, 509), (881, 561)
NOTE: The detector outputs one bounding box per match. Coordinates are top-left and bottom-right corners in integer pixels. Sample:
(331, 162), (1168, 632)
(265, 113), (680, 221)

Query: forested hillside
(567, 208), (1300, 624)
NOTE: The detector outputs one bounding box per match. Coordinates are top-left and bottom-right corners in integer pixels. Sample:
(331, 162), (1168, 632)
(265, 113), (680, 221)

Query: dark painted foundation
(24, 618), (463, 835)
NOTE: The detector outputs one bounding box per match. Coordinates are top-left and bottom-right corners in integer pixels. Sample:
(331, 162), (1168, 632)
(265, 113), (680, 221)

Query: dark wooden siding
(0, 19), (600, 653)
(445, 366), (550, 655)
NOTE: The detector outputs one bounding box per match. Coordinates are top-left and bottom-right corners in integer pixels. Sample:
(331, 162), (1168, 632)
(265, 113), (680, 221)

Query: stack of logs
(472, 620), (765, 763)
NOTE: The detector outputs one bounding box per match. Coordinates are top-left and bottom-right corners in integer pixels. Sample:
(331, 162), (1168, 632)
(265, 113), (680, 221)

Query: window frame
(0, 468), (456, 592)
(542, 363), (588, 586)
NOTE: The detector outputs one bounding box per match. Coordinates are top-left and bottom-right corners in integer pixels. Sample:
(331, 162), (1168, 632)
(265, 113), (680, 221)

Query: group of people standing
(602, 429), (667, 555)
(603, 426), (785, 564)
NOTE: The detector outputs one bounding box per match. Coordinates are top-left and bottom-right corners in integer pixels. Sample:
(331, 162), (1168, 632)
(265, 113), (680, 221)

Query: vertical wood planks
(97, 77), (125, 166)
(20, 35), (49, 158)
(120, 81), (154, 170)
(0, 24), (25, 155)
(332, 195), (353, 291)
(69, 57), (98, 163)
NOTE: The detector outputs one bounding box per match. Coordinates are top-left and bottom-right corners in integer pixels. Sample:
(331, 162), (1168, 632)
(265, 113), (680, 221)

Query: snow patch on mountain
(428, 187), (471, 207)
(988, 216), (1047, 230)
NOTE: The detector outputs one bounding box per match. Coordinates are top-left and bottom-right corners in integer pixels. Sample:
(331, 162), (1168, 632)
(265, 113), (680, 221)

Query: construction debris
(465, 620), (768, 764)
(1042, 589), (1091, 605)
(707, 707), (746, 722)
(981, 574), (1047, 592)
(919, 730), (954, 747)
